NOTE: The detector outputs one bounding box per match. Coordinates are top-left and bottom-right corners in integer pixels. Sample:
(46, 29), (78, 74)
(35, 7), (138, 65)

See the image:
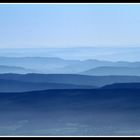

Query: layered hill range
(0, 56), (140, 92)
(1, 56), (140, 135)
(1, 56), (140, 75)
(0, 73), (140, 92)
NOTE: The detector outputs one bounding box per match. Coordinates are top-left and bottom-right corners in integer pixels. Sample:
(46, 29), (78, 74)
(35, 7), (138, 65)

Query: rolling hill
(82, 66), (140, 76)
(1, 73), (140, 87)
(0, 79), (95, 92)
(0, 65), (34, 74)
(0, 57), (80, 73)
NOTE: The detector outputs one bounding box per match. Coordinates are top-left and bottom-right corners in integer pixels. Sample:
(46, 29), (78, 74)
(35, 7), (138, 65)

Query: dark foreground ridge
(0, 88), (140, 136)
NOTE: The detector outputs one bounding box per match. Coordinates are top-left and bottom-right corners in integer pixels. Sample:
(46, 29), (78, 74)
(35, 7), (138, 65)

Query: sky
(0, 4), (140, 48)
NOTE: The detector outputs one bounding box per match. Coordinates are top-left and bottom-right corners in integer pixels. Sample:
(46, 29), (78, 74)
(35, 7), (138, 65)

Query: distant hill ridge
(0, 65), (34, 74)
(82, 66), (140, 76)
(1, 56), (140, 74)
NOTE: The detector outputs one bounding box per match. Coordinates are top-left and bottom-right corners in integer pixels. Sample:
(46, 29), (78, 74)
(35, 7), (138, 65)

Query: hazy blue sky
(0, 4), (140, 48)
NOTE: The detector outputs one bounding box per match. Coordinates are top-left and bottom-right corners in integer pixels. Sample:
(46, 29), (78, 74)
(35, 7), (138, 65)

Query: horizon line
(1, 46), (140, 49)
